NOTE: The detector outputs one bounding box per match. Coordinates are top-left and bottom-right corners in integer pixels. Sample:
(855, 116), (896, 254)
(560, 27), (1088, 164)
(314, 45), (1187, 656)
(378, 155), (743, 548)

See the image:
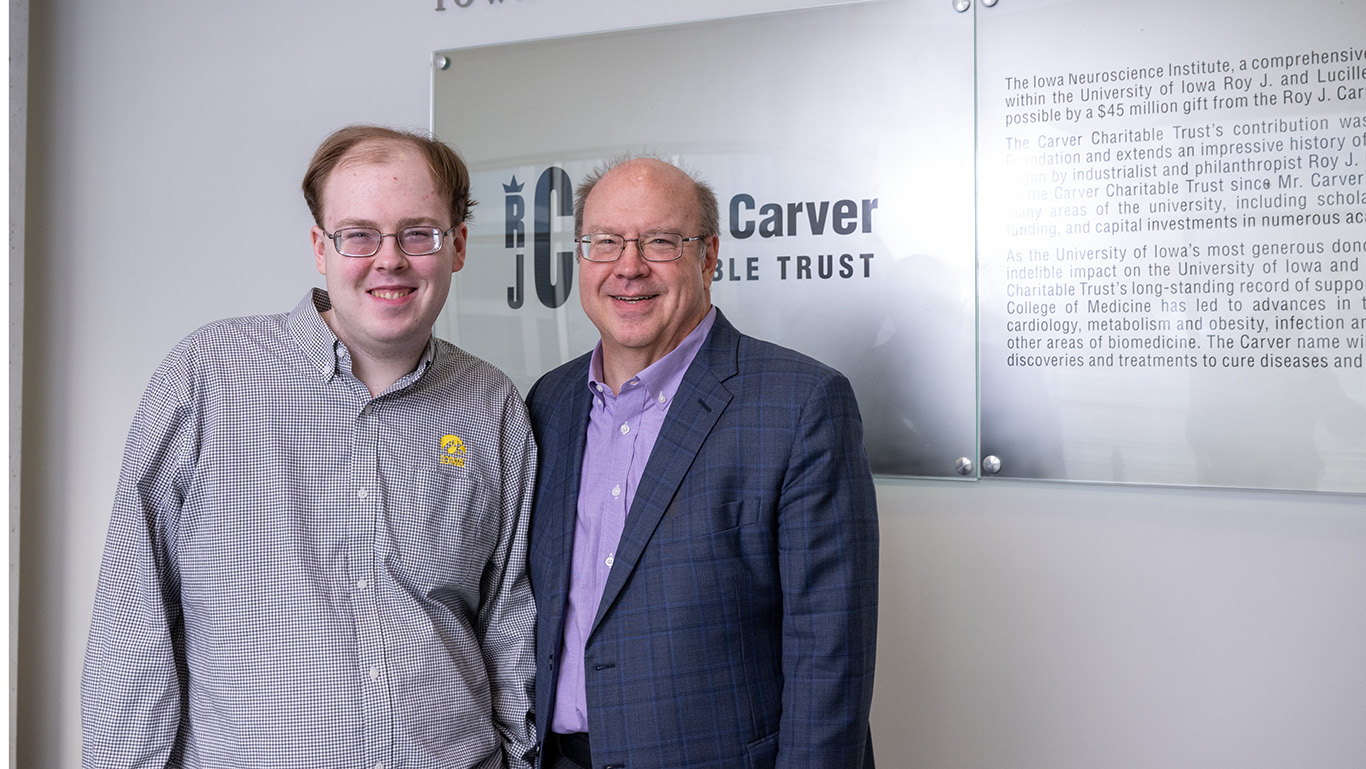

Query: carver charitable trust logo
(499, 165), (882, 309)
(440, 434), (467, 468)
(503, 169), (576, 311)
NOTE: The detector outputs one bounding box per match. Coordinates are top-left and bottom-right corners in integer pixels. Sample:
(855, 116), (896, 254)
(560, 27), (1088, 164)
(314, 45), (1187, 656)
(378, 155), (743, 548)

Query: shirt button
(369, 666), (381, 681)
(356, 488), (368, 499)
(611, 484), (621, 497)
(605, 555), (615, 567)
(657, 392), (667, 404)
(356, 578), (368, 590)
(620, 422), (630, 435)
(375, 762), (385, 769)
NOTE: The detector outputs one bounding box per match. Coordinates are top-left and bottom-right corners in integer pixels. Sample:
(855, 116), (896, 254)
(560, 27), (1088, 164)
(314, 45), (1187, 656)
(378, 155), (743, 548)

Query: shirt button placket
(350, 401), (389, 769)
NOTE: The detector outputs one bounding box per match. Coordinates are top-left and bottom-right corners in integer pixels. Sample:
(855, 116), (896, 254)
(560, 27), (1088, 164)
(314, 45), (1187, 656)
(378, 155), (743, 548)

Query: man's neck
(350, 352), (422, 397)
(600, 354), (649, 396)
(598, 308), (715, 395)
(320, 309), (425, 397)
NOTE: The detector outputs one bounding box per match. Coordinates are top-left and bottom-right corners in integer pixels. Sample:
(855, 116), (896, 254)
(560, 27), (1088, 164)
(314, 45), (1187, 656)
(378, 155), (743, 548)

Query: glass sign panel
(432, 0), (978, 478)
(977, 0), (1366, 492)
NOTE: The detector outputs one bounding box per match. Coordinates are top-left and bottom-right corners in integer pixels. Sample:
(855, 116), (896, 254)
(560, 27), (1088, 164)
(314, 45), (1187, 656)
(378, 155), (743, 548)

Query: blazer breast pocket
(654, 497), (769, 568)
(657, 497), (751, 539)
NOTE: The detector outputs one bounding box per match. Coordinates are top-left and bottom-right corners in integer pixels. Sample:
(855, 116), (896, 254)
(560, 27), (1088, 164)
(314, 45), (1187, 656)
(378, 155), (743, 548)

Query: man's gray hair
(573, 153), (720, 240)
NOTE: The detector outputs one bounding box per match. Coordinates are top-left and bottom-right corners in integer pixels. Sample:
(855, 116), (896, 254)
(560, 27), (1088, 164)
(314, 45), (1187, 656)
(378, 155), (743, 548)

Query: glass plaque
(433, 0), (978, 478)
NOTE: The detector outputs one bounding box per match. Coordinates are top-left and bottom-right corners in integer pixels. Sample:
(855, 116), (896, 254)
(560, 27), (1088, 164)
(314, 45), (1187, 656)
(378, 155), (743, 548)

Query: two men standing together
(83, 126), (879, 769)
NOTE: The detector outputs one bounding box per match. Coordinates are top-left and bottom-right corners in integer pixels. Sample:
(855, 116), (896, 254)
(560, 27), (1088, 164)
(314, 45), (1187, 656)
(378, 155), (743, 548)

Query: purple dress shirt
(550, 308), (718, 735)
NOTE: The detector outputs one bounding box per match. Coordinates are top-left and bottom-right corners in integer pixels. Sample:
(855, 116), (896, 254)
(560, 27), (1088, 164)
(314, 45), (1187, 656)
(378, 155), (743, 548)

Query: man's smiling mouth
(371, 288), (415, 300)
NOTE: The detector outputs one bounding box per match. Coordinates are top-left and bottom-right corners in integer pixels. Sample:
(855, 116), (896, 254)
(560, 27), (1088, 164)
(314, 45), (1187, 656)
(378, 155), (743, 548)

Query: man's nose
(614, 240), (651, 275)
(372, 234), (410, 267)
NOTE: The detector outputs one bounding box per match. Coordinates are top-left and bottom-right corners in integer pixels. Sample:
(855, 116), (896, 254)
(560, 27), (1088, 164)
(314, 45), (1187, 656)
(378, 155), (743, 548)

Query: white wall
(10, 0), (32, 762)
(18, 1), (1366, 768)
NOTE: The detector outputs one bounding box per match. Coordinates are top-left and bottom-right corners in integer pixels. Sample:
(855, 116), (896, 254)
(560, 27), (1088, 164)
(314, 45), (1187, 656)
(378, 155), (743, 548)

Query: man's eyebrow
(330, 216), (445, 229)
(582, 227), (680, 235)
(330, 217), (378, 229)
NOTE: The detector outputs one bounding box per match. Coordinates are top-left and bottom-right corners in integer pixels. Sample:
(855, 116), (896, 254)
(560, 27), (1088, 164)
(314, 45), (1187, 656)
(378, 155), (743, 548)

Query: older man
(527, 156), (879, 769)
(82, 125), (537, 769)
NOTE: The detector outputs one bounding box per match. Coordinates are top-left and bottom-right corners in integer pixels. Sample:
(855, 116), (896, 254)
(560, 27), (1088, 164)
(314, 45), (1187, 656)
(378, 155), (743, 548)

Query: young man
(82, 126), (537, 769)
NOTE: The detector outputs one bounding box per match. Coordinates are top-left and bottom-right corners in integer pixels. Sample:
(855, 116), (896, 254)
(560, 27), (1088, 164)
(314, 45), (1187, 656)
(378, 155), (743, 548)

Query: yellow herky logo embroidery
(440, 434), (467, 468)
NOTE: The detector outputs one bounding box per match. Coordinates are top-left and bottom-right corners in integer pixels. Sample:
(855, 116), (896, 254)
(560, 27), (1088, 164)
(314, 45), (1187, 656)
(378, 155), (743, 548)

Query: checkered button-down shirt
(82, 289), (537, 769)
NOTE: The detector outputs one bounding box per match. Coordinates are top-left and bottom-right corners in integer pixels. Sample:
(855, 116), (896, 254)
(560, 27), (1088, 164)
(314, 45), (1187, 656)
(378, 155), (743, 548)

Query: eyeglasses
(325, 226), (456, 258)
(576, 233), (704, 263)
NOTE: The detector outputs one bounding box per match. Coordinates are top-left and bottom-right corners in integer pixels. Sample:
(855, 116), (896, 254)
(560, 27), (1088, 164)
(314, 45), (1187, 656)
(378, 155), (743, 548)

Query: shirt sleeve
(777, 370), (880, 768)
(477, 390), (540, 769)
(81, 354), (195, 769)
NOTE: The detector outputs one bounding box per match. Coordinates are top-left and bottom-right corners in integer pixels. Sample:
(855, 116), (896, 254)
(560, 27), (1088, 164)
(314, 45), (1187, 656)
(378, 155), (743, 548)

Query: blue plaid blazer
(527, 310), (879, 769)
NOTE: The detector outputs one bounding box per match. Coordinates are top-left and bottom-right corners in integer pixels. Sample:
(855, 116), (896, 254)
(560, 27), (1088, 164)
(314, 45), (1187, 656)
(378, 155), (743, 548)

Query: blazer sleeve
(776, 369), (879, 768)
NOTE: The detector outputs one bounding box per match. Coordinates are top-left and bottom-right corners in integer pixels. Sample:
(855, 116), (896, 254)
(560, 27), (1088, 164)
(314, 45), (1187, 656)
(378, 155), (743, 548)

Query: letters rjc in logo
(504, 168), (575, 311)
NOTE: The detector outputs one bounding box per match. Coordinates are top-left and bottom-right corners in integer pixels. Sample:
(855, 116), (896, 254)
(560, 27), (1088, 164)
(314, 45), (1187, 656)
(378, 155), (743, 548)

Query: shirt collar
(287, 288), (436, 387)
(287, 289), (340, 382)
(586, 306), (717, 405)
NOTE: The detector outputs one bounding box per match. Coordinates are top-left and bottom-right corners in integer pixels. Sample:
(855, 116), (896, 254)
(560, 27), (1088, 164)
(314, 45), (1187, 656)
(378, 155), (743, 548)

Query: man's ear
(449, 223), (468, 273)
(700, 234), (720, 288)
(311, 226), (329, 276)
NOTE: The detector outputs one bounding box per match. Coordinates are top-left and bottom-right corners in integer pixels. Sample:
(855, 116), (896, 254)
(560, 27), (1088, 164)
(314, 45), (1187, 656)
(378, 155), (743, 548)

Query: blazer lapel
(591, 311), (741, 630)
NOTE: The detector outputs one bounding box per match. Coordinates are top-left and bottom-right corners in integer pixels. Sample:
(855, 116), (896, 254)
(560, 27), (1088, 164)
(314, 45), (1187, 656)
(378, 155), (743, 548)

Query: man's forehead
(587, 161), (695, 219)
(326, 141), (431, 189)
(604, 158), (687, 187)
(337, 138), (411, 167)
(324, 142), (438, 193)
(317, 142), (445, 228)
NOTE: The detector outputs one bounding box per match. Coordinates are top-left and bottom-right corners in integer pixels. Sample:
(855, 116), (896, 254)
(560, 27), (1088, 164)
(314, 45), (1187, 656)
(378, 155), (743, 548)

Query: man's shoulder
(425, 338), (526, 400)
(713, 322), (844, 387)
(736, 334), (835, 373)
(523, 352), (592, 439)
(527, 352), (591, 404)
(130, 312), (297, 414)
(163, 311), (292, 366)
(696, 308), (835, 375)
